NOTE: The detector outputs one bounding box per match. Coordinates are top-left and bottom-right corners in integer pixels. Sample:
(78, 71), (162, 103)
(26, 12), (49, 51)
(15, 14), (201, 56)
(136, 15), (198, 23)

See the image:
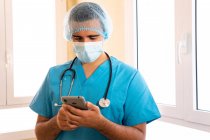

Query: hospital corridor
(0, 0), (210, 140)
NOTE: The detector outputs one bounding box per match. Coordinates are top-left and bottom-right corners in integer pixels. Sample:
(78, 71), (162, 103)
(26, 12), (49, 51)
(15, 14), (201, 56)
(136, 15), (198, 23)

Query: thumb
(86, 102), (99, 111)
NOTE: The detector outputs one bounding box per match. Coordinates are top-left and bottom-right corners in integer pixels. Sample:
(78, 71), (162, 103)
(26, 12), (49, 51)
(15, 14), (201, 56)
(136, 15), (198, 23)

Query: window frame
(0, 0), (6, 106)
(124, 0), (138, 68)
(186, 0), (210, 125)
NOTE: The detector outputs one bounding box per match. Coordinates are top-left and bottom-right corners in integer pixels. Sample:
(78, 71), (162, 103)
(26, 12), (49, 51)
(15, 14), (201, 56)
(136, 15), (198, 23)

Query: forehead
(71, 19), (102, 31)
(72, 30), (102, 37)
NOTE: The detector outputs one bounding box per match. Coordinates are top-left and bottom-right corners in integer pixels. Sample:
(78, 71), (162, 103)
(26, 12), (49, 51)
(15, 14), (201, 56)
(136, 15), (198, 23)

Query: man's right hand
(56, 105), (79, 131)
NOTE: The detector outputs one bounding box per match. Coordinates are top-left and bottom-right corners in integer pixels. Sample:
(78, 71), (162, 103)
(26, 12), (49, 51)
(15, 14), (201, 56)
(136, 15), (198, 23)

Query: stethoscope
(54, 52), (112, 108)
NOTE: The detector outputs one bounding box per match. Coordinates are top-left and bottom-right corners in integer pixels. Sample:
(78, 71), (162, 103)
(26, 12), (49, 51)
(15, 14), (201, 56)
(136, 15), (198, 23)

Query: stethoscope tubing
(58, 52), (112, 106)
(103, 52), (112, 99)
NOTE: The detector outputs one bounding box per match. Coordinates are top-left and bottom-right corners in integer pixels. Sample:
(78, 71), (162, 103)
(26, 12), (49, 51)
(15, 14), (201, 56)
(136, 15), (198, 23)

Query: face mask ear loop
(101, 39), (105, 49)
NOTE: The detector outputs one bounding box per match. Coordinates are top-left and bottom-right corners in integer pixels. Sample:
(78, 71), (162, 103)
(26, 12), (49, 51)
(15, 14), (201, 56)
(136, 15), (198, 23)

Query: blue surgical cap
(64, 2), (113, 41)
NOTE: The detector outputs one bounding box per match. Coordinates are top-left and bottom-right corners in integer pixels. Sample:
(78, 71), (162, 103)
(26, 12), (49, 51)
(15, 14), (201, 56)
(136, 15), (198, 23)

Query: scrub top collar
(74, 57), (114, 85)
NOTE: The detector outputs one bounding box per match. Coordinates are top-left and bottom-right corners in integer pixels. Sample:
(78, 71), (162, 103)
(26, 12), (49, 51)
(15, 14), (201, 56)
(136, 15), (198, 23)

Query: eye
(89, 36), (97, 40)
(73, 36), (83, 42)
(88, 35), (100, 41)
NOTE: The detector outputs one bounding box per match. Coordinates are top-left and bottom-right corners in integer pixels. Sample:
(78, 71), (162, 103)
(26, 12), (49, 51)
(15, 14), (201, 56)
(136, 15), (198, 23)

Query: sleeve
(29, 69), (53, 118)
(123, 71), (161, 126)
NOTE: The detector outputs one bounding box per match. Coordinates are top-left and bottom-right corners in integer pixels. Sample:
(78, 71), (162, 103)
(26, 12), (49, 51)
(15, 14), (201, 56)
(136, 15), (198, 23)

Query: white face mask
(73, 41), (104, 63)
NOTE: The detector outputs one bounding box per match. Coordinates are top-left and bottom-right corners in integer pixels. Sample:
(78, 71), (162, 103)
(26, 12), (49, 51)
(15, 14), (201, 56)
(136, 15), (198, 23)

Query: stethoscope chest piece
(99, 98), (110, 108)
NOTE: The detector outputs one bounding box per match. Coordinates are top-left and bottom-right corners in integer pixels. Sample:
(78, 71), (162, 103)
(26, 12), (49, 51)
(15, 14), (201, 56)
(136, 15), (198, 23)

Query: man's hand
(57, 102), (146, 140)
(56, 105), (79, 130)
(62, 102), (104, 129)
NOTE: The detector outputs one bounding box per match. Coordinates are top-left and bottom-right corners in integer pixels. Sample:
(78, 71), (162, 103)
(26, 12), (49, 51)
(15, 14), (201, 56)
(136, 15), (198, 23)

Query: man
(30, 2), (160, 140)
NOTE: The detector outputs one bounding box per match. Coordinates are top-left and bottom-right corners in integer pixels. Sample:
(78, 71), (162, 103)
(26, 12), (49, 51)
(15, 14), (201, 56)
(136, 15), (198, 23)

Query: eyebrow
(72, 35), (81, 38)
(87, 35), (100, 37)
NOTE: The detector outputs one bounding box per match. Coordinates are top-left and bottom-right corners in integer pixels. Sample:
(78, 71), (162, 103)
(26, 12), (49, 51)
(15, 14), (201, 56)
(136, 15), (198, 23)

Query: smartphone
(61, 96), (88, 110)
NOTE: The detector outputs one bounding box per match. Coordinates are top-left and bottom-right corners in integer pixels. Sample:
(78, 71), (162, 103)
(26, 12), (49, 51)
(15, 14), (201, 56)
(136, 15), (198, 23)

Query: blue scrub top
(30, 56), (161, 140)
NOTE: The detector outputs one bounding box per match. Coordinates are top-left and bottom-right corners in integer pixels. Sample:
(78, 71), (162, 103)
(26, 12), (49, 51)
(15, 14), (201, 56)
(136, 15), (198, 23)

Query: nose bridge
(83, 37), (90, 42)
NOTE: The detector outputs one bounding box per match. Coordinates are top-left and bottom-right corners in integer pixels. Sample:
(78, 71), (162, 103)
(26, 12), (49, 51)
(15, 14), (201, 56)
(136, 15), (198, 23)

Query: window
(196, 0), (210, 112)
(12, 0), (56, 98)
(137, 0), (210, 130)
(0, 0), (67, 136)
(0, 1), (68, 106)
(137, 0), (175, 106)
(0, 0), (59, 106)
